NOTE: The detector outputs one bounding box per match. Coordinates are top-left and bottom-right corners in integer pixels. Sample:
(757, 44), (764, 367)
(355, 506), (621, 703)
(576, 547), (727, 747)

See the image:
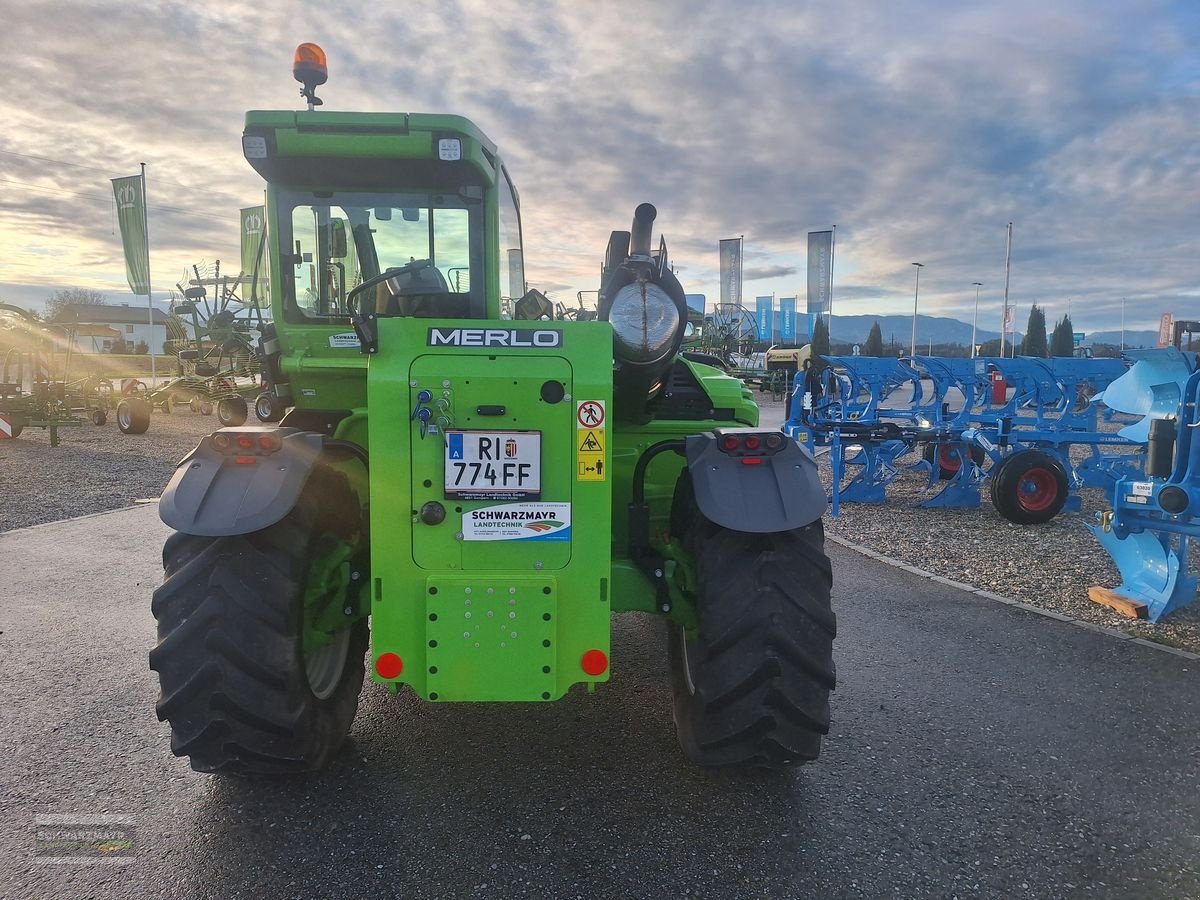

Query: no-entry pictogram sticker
(576, 400), (605, 429)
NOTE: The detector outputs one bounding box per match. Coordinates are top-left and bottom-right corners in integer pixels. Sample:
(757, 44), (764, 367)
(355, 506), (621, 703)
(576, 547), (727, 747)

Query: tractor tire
(91, 408), (107, 426)
(669, 518), (836, 769)
(217, 396), (248, 427)
(199, 400), (214, 416)
(117, 398), (151, 434)
(989, 449), (1069, 524)
(149, 467), (367, 775)
(923, 441), (985, 479)
(255, 392), (283, 423)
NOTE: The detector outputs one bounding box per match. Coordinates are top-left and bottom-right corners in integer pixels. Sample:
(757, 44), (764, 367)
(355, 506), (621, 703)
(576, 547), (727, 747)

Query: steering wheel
(347, 259), (433, 316)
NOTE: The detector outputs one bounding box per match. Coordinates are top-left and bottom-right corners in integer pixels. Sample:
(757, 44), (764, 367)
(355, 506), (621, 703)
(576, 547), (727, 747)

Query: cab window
(279, 190), (481, 322)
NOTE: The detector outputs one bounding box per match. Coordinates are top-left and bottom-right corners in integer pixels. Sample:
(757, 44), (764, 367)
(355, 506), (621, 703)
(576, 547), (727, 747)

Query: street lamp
(910, 263), (924, 356)
(971, 282), (983, 358)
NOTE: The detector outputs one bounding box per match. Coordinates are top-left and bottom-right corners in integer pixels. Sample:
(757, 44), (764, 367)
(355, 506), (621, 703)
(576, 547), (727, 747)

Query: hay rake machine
(116, 262), (272, 434)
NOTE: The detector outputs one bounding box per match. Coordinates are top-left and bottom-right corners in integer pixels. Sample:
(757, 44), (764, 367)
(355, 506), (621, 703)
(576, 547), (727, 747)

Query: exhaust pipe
(629, 203), (657, 257)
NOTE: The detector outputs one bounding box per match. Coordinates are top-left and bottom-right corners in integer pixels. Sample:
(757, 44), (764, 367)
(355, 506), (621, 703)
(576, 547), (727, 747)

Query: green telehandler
(150, 43), (835, 774)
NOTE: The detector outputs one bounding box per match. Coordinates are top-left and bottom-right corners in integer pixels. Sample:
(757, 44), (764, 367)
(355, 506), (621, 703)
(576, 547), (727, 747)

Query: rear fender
(685, 430), (826, 533)
(159, 427), (350, 536)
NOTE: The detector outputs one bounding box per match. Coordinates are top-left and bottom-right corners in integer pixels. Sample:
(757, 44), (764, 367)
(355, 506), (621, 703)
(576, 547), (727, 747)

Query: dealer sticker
(329, 332), (361, 349)
(461, 502), (571, 542)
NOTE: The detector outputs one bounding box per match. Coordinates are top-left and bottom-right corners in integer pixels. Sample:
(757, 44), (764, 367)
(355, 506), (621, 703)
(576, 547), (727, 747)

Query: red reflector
(744, 435), (762, 450)
(721, 435), (741, 452)
(375, 652), (404, 679)
(234, 456), (257, 465)
(741, 457), (763, 465)
(257, 435), (277, 451)
(581, 649), (608, 676)
(235, 435), (254, 450)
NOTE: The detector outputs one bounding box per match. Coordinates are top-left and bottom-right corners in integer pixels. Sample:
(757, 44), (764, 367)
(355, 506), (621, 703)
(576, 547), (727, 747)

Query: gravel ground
(3, 393), (1197, 653)
(0, 408), (214, 531)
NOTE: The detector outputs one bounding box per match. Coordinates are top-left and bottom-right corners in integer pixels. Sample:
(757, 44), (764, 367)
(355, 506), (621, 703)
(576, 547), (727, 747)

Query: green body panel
(245, 110), (498, 169)
(366, 318), (614, 700)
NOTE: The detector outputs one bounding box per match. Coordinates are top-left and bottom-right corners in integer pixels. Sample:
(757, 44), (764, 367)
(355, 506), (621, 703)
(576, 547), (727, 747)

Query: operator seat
(375, 262), (472, 318)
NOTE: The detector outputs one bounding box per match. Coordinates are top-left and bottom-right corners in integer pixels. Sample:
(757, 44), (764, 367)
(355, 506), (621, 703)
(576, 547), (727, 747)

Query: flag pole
(828, 224), (836, 329)
(739, 234), (744, 310)
(141, 162), (156, 387)
(1000, 222), (1012, 358)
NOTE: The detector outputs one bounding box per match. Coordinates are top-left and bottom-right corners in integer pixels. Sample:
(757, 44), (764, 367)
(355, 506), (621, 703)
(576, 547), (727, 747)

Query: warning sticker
(576, 400), (607, 481)
(577, 400), (605, 429)
(0, 414), (12, 439)
(579, 429), (604, 453)
(461, 502), (571, 541)
(577, 455), (605, 480)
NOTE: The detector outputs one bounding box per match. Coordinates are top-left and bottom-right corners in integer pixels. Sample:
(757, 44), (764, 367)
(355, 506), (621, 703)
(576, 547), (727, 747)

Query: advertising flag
(111, 175), (149, 295)
(1158, 313), (1174, 347)
(240, 206), (269, 304)
(807, 231), (833, 316)
(719, 238), (742, 307)
(779, 297), (796, 342)
(755, 296), (773, 341)
(1003, 305), (1015, 334)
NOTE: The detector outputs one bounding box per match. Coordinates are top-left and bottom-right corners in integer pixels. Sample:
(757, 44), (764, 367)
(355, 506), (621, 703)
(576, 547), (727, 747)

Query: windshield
(278, 190), (481, 322)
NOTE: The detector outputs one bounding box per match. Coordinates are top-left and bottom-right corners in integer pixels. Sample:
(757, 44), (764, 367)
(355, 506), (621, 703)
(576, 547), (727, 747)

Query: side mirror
(328, 219), (348, 259)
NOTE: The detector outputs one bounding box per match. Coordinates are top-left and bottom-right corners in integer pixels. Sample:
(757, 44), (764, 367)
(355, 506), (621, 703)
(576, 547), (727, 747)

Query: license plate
(445, 431), (541, 500)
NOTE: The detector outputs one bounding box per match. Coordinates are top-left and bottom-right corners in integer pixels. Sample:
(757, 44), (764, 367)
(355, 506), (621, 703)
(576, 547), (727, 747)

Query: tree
(811, 315), (830, 365)
(46, 288), (107, 320)
(134, 339), (150, 355)
(864, 321), (884, 356)
(1020, 304), (1048, 357)
(1050, 314), (1075, 357)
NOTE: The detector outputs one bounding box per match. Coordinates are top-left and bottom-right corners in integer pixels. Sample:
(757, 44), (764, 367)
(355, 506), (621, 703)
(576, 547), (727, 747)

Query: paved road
(1, 505), (1197, 899)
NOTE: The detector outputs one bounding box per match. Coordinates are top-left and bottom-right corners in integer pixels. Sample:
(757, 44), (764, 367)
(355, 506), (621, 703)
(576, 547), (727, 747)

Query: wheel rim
(301, 536), (357, 700)
(305, 629), (351, 700)
(256, 397), (273, 418)
(1017, 467), (1058, 511)
(938, 445), (963, 472)
(118, 406), (131, 430)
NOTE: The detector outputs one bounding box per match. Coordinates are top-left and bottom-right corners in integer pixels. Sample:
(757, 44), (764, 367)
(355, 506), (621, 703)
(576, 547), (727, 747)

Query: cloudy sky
(2, 0), (1198, 334)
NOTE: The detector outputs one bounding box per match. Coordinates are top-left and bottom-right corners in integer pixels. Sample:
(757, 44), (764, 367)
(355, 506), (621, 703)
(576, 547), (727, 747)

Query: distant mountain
(824, 316), (1161, 350)
(827, 314), (1008, 347)
(1083, 330), (1159, 348)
